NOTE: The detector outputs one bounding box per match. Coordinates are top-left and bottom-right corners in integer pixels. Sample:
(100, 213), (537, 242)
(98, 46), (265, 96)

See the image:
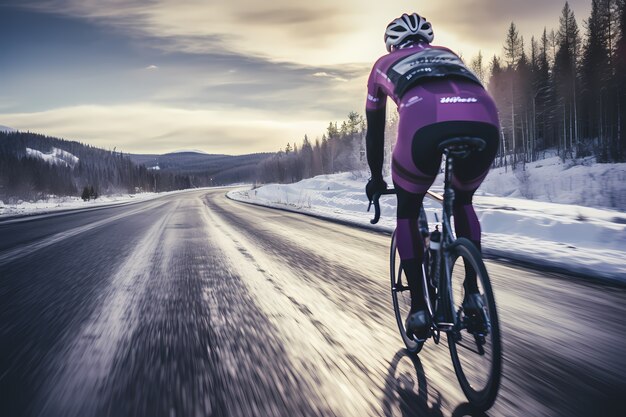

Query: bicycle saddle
(437, 137), (486, 156)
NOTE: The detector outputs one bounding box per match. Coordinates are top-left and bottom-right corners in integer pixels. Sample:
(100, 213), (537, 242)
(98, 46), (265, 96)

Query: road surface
(1, 188), (625, 417)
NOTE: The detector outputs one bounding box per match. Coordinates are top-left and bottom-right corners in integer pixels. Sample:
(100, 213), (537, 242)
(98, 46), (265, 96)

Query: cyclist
(365, 13), (500, 339)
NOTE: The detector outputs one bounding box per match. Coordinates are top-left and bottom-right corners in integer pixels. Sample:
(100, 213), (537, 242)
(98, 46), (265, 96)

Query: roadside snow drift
(228, 172), (626, 283)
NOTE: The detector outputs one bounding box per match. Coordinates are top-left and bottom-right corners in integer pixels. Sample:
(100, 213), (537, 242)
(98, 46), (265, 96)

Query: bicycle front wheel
(390, 230), (424, 353)
(446, 238), (502, 410)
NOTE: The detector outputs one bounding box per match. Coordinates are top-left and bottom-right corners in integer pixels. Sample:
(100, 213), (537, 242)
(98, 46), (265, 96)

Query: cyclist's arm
(365, 65), (387, 182)
(366, 107), (386, 181)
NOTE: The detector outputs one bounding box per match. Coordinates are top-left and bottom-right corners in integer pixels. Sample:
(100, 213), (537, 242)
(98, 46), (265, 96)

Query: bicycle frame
(427, 149), (459, 333)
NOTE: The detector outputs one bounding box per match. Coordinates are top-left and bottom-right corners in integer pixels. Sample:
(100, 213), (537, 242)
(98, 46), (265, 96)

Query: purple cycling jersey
(366, 42), (480, 111)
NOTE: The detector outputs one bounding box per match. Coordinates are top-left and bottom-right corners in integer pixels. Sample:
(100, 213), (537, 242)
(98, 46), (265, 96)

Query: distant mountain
(0, 131), (271, 200)
(0, 125), (16, 133)
(169, 149), (208, 154)
(129, 151), (271, 186)
(0, 131), (191, 200)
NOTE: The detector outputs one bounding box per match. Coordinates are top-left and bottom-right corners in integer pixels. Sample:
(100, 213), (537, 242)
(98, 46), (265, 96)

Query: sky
(0, 0), (592, 155)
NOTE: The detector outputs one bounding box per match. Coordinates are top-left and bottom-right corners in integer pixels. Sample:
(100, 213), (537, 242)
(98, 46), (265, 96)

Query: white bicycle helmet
(384, 13), (434, 52)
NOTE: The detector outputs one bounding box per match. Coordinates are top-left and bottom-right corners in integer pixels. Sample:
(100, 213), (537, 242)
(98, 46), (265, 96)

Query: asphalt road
(1, 189), (625, 417)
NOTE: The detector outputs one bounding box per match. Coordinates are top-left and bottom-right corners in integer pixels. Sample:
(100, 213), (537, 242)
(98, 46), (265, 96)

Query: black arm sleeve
(366, 107), (386, 181)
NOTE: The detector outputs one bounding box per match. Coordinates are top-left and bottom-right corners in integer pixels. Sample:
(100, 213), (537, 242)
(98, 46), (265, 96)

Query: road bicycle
(369, 137), (502, 410)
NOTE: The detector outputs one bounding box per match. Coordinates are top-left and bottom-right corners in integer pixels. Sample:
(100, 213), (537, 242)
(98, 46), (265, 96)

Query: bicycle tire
(390, 230), (424, 353)
(446, 238), (502, 410)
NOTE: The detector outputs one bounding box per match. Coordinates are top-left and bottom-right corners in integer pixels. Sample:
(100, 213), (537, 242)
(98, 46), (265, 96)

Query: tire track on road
(33, 200), (179, 417)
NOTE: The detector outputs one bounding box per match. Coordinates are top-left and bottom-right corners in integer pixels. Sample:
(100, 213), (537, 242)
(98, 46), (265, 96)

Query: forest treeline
(0, 131), (191, 201)
(258, 0), (626, 183)
(257, 112), (376, 184)
(480, 0), (626, 165)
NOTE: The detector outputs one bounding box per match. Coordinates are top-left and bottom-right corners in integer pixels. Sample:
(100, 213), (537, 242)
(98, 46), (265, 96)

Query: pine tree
(487, 55), (508, 167)
(504, 22), (524, 68)
(554, 1), (581, 155)
(301, 135), (313, 178)
(614, 0), (626, 160)
(581, 0), (611, 154)
(537, 28), (554, 149)
(470, 50), (486, 84)
(500, 23), (526, 163)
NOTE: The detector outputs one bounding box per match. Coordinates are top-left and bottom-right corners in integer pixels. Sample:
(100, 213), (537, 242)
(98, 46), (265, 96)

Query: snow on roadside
(0, 194), (158, 218)
(477, 156), (626, 210)
(0, 188), (205, 219)
(228, 172), (626, 283)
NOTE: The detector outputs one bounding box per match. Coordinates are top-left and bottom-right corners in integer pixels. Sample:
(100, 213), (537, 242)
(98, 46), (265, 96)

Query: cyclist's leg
(393, 184), (427, 313)
(450, 123), (499, 293)
(392, 113), (440, 315)
(452, 189), (482, 294)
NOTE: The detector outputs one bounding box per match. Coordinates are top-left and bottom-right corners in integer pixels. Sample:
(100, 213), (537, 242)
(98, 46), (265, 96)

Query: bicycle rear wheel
(446, 238), (502, 410)
(390, 230), (424, 353)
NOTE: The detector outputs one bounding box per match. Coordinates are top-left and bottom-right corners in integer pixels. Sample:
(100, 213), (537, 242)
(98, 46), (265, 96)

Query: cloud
(20, 0), (357, 65)
(145, 64), (158, 70)
(312, 71), (348, 82)
(0, 104), (332, 154)
(236, 6), (340, 26)
(17, 0), (594, 66)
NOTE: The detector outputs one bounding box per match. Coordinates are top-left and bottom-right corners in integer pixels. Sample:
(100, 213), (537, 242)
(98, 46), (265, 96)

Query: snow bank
(228, 172), (626, 282)
(0, 188), (203, 218)
(479, 156), (626, 210)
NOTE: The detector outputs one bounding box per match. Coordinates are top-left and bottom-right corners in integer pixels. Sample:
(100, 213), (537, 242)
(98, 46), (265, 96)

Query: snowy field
(228, 165), (626, 283)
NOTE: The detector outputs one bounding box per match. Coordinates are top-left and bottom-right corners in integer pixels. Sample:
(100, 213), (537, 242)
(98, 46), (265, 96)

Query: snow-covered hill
(25, 147), (80, 168)
(0, 125), (16, 132)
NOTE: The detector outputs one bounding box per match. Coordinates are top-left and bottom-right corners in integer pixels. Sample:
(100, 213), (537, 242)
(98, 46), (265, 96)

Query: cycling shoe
(462, 293), (485, 314)
(462, 293), (488, 335)
(405, 310), (430, 340)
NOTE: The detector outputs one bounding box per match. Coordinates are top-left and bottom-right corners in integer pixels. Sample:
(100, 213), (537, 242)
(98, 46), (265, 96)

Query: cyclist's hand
(366, 177), (388, 202)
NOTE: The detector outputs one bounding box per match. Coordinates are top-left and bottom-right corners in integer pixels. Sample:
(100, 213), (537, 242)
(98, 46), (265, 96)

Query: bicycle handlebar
(368, 189), (396, 224)
(367, 189), (444, 224)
